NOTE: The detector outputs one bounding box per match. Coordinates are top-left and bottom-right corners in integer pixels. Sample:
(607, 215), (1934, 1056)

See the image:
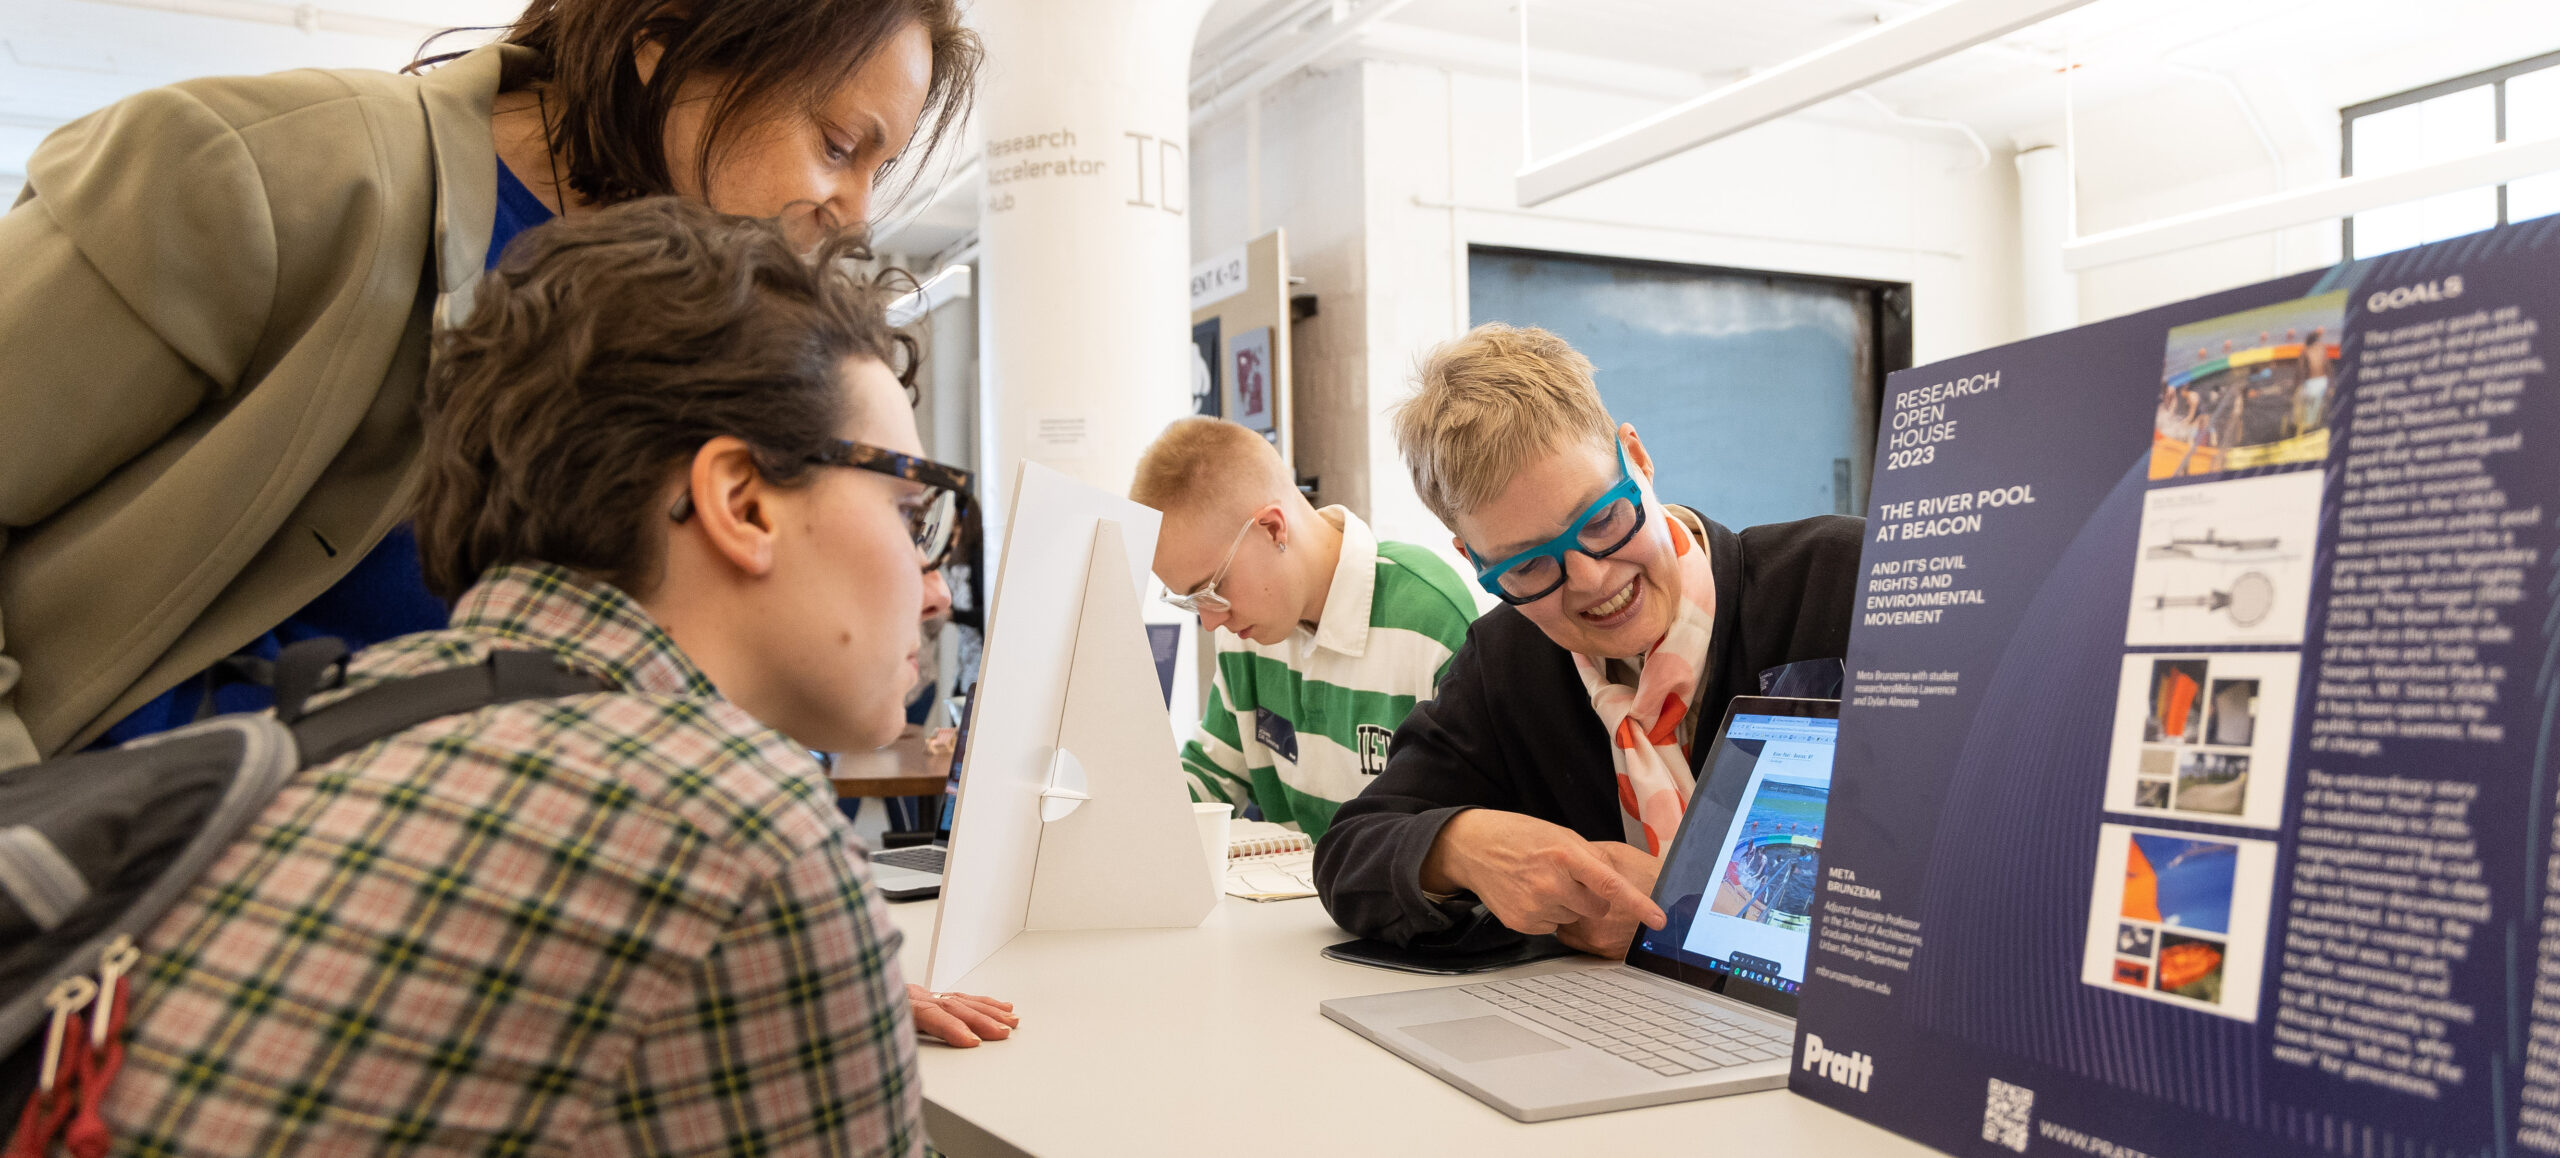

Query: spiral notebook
(1224, 820), (1318, 901)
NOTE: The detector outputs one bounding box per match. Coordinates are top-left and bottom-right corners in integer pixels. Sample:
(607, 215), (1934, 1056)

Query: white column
(974, 0), (1218, 555)
(2014, 142), (2080, 336)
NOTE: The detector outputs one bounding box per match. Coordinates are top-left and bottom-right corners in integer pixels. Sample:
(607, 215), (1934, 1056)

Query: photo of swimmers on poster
(2152, 289), (2347, 480)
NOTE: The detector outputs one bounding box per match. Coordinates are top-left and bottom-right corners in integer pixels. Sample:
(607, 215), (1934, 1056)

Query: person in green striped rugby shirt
(1132, 418), (1480, 840)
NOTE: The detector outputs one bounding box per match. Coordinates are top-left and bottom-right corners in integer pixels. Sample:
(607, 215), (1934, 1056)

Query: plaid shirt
(104, 563), (924, 1158)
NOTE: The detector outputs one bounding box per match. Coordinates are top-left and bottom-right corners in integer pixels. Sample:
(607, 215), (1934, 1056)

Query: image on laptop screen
(936, 686), (978, 836)
(1634, 709), (1838, 1000)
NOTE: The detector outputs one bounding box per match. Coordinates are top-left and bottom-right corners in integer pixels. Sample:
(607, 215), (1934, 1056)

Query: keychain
(4, 974), (95, 1158)
(66, 936), (140, 1158)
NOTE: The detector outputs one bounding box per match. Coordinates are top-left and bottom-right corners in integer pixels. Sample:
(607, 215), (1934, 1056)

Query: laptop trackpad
(1402, 1016), (1571, 1062)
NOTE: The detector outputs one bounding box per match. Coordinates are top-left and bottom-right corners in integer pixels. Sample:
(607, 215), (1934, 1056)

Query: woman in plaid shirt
(97, 199), (1006, 1157)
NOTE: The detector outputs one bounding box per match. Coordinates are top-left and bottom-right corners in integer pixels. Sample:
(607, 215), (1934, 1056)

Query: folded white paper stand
(926, 464), (1219, 991)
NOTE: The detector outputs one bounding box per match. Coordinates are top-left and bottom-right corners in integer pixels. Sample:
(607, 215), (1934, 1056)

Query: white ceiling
(1201, 0), (2560, 146)
(1180, 0), (2560, 264)
(7, 0), (2558, 242)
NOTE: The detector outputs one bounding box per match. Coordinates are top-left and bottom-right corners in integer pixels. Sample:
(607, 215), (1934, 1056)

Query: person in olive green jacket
(0, 0), (979, 768)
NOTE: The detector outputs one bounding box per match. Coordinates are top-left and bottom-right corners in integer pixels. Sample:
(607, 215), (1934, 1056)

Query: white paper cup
(1193, 802), (1234, 883)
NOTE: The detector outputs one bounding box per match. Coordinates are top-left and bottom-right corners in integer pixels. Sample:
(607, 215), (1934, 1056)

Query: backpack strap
(286, 646), (611, 769)
(191, 655), (279, 724)
(271, 639), (351, 727)
(0, 642), (612, 1110)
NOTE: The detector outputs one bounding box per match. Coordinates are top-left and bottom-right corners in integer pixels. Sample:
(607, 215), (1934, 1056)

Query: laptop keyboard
(1464, 970), (1791, 1077)
(873, 846), (946, 873)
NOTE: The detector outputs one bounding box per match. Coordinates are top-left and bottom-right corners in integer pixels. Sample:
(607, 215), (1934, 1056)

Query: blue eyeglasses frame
(1464, 440), (1648, 605)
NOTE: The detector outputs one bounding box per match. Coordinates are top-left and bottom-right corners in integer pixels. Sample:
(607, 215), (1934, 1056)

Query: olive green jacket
(0, 45), (529, 765)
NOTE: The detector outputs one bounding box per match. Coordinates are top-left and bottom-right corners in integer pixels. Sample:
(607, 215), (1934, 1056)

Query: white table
(881, 895), (1943, 1157)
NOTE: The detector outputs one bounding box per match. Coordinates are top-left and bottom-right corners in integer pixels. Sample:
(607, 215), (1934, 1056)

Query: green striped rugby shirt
(1181, 508), (1478, 839)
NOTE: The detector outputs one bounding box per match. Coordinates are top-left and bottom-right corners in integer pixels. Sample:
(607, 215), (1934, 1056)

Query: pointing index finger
(1566, 844), (1667, 929)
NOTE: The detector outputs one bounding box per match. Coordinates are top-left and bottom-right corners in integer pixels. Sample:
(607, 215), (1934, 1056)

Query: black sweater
(1313, 512), (1865, 949)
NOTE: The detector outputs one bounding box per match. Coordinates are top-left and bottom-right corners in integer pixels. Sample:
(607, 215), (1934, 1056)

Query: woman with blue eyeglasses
(1313, 324), (1863, 959)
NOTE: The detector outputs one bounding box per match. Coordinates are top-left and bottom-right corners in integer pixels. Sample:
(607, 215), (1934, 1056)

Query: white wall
(1193, 57), (2024, 577)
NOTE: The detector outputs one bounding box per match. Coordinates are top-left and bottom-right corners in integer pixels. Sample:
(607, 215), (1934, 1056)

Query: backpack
(0, 638), (606, 1154)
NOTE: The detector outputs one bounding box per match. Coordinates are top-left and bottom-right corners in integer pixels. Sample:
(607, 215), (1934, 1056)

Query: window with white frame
(2344, 50), (2560, 259)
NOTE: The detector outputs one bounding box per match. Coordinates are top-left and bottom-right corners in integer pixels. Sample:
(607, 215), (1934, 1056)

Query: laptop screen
(1626, 696), (1840, 1018)
(935, 686), (979, 840)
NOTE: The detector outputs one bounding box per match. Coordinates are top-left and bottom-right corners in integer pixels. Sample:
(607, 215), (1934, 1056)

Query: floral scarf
(1571, 512), (1716, 854)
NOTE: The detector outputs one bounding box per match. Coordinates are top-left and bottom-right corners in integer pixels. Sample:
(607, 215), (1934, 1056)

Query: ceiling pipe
(1361, 21), (1715, 104)
(1863, 0), (2064, 68)
(1189, 0), (1333, 101)
(2165, 60), (2290, 272)
(1849, 89), (1991, 171)
(2015, 143), (2079, 334)
(1191, 0), (1419, 127)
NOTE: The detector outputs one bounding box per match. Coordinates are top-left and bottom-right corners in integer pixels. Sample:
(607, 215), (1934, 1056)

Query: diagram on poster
(2124, 470), (2322, 647)
(2080, 823), (2278, 1022)
(2152, 290), (2345, 481)
(2102, 652), (2300, 829)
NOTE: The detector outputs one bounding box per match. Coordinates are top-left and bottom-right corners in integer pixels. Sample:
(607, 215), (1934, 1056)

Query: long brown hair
(414, 197), (915, 600)
(416, 0), (979, 208)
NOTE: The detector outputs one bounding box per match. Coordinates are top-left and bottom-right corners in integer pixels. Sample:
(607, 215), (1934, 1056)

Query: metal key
(39, 975), (98, 1090)
(92, 934), (139, 1047)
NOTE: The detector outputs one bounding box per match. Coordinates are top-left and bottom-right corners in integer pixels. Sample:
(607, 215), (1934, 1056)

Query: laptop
(869, 692), (975, 901)
(1320, 695), (1840, 1122)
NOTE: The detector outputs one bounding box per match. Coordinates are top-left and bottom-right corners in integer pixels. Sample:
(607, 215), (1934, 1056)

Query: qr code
(1983, 1078), (2034, 1152)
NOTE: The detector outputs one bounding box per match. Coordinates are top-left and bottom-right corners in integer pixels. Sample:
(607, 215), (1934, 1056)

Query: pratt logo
(2367, 275), (2464, 313)
(1801, 1034), (1874, 1093)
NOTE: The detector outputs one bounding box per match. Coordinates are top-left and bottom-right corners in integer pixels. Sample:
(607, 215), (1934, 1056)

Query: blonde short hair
(1392, 323), (1616, 528)
(1130, 417), (1292, 522)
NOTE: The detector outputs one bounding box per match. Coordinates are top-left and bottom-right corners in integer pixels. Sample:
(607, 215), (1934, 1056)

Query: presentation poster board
(1792, 217), (2560, 1156)
(1189, 229), (1290, 461)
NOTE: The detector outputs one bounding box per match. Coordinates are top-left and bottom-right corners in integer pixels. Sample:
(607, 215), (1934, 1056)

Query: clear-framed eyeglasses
(1161, 516), (1261, 614)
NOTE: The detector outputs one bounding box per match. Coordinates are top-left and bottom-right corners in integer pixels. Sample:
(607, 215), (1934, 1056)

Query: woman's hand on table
(908, 984), (1018, 1047)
